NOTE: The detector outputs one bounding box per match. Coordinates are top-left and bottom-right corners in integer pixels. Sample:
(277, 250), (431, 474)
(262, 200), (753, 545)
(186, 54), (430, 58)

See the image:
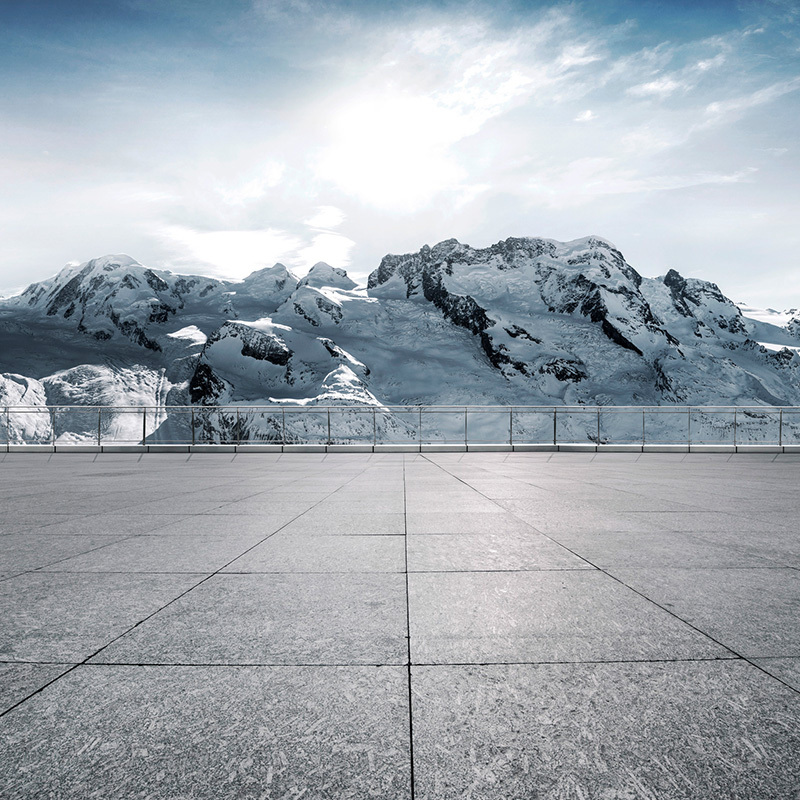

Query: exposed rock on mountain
(2, 236), (799, 443)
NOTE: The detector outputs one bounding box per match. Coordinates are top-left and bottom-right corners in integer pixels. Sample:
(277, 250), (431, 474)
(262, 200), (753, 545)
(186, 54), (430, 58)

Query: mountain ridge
(2, 235), (800, 442)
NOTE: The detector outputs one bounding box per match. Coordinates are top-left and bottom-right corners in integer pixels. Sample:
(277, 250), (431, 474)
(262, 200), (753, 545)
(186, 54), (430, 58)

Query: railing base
(1, 443), (798, 455)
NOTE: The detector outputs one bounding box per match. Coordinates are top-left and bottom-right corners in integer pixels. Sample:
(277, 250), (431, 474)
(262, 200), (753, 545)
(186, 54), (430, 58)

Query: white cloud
(298, 231), (355, 270)
(158, 225), (302, 279)
(216, 161), (285, 206)
(574, 109), (596, 122)
(527, 158), (758, 207)
(304, 205), (346, 229)
(627, 76), (686, 97)
(698, 77), (800, 129)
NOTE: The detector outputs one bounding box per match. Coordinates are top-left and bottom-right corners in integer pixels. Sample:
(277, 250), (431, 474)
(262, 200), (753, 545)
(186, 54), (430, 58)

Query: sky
(1, 0), (799, 307)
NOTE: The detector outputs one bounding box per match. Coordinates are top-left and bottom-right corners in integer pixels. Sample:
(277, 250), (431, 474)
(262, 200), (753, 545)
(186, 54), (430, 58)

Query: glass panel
(51, 407), (101, 444)
(420, 408), (465, 445)
(5, 409), (52, 444)
(329, 407), (376, 444)
(688, 409), (735, 444)
(378, 407), (419, 445)
(281, 408), (328, 445)
(733, 409), (781, 444)
(780, 410), (800, 445)
(555, 408), (597, 444)
(596, 408), (646, 444)
(511, 409), (556, 444)
(642, 408), (690, 444)
(466, 409), (511, 445)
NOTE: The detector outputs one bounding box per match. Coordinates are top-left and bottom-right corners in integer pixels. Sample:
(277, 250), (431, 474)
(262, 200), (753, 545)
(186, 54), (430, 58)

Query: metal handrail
(2, 404), (799, 447)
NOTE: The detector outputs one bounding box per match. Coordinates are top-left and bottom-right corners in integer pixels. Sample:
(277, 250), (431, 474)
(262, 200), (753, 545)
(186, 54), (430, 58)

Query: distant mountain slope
(2, 236), (799, 442)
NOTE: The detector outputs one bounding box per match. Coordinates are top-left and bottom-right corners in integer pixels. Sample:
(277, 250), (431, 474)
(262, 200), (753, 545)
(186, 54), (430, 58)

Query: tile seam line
(402, 455), (417, 800)
(30, 655), (752, 668)
(0, 460), (378, 720)
(418, 454), (800, 698)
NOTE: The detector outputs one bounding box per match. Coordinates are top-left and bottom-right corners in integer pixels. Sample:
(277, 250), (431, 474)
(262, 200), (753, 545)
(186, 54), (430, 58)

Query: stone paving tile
(411, 661), (800, 800)
(152, 513), (300, 536)
(0, 572), (203, 662)
(406, 532), (590, 572)
(96, 573), (408, 665)
(749, 657), (800, 691)
(406, 511), (534, 536)
(544, 529), (781, 569)
(14, 514), (185, 536)
(0, 665), (410, 800)
(0, 533), (135, 573)
(608, 567), (800, 657)
(224, 533), (406, 573)
(0, 663), (74, 715)
(37, 532), (267, 573)
(409, 570), (727, 663)
(281, 511), (406, 536)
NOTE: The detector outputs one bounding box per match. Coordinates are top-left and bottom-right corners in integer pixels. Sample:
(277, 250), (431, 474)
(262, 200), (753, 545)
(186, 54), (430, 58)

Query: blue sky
(1, 0), (799, 306)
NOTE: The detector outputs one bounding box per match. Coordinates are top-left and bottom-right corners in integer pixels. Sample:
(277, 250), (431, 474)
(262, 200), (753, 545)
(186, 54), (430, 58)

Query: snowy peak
(298, 262), (357, 290)
(658, 268), (746, 337)
(3, 235), (800, 422)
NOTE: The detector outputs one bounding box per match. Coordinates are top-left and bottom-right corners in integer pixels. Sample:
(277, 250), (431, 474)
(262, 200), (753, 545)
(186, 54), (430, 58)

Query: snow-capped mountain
(2, 236), (799, 443)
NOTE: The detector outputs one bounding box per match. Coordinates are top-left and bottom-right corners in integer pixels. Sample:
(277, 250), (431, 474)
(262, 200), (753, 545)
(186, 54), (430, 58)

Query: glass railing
(1, 405), (798, 447)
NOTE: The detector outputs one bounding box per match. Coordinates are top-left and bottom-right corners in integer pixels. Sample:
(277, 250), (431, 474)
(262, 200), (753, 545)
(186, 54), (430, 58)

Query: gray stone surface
(0, 663), (73, 715)
(95, 573), (408, 665)
(409, 570), (727, 663)
(749, 657), (800, 691)
(407, 531), (590, 572)
(0, 572), (202, 662)
(0, 665), (410, 799)
(224, 533), (406, 573)
(412, 661), (800, 799)
(1, 452), (799, 798)
(608, 566), (800, 657)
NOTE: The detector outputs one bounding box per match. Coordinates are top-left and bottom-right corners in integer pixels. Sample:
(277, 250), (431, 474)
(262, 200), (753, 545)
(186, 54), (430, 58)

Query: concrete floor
(1, 451), (799, 799)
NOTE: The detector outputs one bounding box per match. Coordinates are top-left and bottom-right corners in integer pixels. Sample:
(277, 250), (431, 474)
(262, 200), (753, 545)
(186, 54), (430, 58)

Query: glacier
(1, 236), (799, 444)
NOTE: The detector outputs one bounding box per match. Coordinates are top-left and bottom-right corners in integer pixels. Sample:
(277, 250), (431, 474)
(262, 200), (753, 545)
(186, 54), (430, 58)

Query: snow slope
(2, 236), (800, 442)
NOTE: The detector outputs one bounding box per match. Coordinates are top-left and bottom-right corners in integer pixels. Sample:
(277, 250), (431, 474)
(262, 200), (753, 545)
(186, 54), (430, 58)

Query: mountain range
(1, 236), (799, 443)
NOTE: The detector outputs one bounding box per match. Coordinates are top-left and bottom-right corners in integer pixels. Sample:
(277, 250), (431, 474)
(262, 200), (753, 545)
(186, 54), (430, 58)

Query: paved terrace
(1, 451), (799, 799)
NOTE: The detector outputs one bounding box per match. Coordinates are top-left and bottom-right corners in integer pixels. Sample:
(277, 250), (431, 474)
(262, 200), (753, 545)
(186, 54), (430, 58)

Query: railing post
(553, 408), (557, 446)
(191, 407), (195, 446)
(5, 406), (9, 444)
(779, 408), (783, 447)
(418, 406), (422, 448)
(236, 407), (241, 446)
(464, 407), (468, 448)
(373, 407), (377, 449)
(282, 407), (286, 446)
(97, 408), (102, 447)
(733, 409), (737, 447)
(142, 407), (147, 446)
(327, 407), (331, 446)
(509, 407), (513, 447)
(51, 407), (56, 446)
(642, 408), (645, 446)
(596, 407), (600, 445)
(687, 408), (691, 447)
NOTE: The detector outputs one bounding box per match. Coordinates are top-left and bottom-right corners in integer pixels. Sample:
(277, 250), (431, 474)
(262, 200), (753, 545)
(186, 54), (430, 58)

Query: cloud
(697, 77), (800, 129)
(298, 231), (355, 269)
(627, 76), (687, 97)
(574, 109), (596, 122)
(304, 205), (346, 229)
(158, 225), (303, 278)
(527, 158), (758, 208)
(216, 161), (285, 206)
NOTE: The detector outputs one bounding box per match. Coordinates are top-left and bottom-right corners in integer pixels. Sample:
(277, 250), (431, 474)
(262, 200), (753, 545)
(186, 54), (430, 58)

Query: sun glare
(315, 94), (466, 212)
